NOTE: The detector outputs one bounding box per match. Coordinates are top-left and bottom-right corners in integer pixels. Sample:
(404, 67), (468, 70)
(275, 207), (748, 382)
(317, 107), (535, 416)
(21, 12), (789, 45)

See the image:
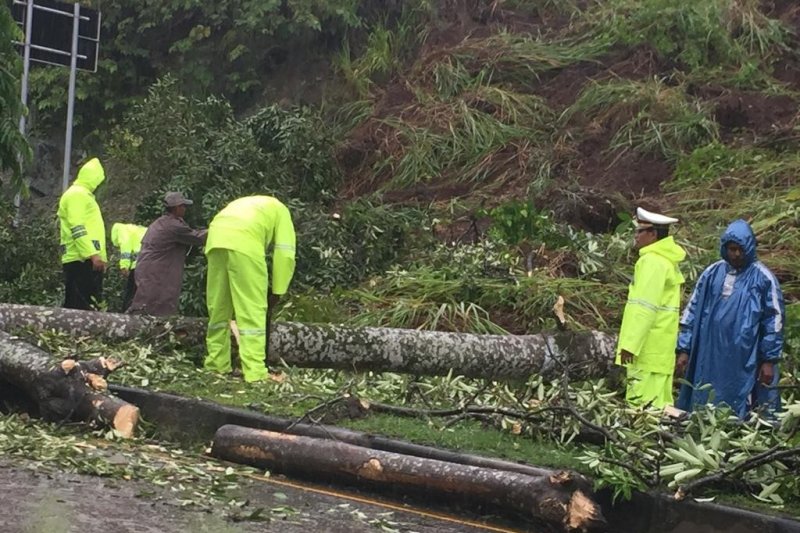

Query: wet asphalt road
(0, 460), (533, 533)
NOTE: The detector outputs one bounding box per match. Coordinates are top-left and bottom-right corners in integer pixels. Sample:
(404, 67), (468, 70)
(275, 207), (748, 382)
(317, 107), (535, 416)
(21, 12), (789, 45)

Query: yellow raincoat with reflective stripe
(204, 195), (296, 294)
(57, 158), (107, 264)
(204, 196), (296, 382)
(110, 223), (147, 270)
(616, 236), (686, 405)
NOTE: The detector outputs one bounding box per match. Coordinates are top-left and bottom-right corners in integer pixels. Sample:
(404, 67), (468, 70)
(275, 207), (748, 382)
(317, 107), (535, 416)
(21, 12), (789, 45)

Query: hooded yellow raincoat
(57, 158), (107, 264)
(616, 236), (686, 407)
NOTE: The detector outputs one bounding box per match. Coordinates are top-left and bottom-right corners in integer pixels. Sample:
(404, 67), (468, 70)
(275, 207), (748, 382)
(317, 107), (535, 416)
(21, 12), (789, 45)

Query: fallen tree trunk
(0, 303), (206, 343)
(111, 384), (559, 477)
(0, 303), (617, 380)
(211, 424), (605, 532)
(0, 331), (139, 438)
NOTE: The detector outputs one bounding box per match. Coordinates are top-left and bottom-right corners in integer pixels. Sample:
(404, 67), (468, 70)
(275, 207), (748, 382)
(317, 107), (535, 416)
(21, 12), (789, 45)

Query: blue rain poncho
(676, 220), (784, 418)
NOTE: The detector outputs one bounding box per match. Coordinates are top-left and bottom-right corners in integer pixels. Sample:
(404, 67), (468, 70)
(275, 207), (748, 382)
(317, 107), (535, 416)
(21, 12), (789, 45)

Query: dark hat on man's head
(164, 191), (193, 207)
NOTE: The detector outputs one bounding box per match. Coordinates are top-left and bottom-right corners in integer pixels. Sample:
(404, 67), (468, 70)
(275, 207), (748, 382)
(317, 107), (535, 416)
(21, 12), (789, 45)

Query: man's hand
(90, 255), (106, 272)
(619, 349), (635, 365)
(675, 352), (689, 377)
(120, 268), (129, 278)
(758, 362), (775, 385)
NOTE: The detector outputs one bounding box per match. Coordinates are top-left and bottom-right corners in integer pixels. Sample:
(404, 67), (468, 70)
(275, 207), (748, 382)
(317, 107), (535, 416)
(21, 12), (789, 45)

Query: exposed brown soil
(689, 85), (799, 140)
(538, 45), (669, 109)
(420, 0), (574, 57)
(716, 92), (797, 139)
(337, 1), (583, 200)
(431, 215), (492, 244)
(772, 55), (800, 89)
(338, 43), (674, 214)
(526, 246), (582, 279)
(541, 183), (634, 234)
(336, 79), (417, 189)
(764, 0), (800, 90)
(336, 1), (799, 233)
(382, 182), (475, 204)
(763, 0), (800, 30)
(569, 133), (674, 196)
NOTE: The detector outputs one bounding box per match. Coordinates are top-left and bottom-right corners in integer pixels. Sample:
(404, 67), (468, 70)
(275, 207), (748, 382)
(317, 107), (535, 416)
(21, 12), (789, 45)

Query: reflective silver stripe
(274, 243), (295, 251)
(627, 299), (678, 312)
(120, 253), (133, 259)
(238, 329), (266, 336)
(208, 322), (229, 330)
(627, 299), (657, 311)
(755, 262), (783, 332)
(71, 225), (87, 238)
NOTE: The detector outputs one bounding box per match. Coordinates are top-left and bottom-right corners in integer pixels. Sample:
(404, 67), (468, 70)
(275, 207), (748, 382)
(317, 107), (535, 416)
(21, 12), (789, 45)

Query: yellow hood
(74, 158), (105, 192)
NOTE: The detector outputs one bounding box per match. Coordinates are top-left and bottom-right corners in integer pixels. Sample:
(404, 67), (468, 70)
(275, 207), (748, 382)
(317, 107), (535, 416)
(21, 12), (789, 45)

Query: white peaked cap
(636, 207), (679, 226)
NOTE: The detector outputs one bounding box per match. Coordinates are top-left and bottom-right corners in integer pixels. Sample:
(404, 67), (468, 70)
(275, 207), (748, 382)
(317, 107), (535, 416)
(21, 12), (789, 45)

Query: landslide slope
(322, 0), (800, 336)
(338, 0), (799, 222)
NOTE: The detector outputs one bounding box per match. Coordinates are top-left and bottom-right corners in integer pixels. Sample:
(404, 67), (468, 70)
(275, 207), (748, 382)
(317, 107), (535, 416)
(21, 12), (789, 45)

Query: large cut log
(0, 303), (617, 380)
(0, 303), (207, 343)
(111, 384), (560, 477)
(211, 424), (605, 532)
(0, 331), (139, 438)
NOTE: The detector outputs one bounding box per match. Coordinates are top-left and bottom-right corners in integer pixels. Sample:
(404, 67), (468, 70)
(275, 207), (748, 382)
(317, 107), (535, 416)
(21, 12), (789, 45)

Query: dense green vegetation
(2, 0), (800, 518)
(0, 3), (30, 191)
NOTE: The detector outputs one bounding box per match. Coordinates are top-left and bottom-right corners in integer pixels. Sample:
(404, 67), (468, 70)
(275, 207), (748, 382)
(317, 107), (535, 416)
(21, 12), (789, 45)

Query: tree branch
(677, 445), (800, 499)
(284, 395), (350, 432)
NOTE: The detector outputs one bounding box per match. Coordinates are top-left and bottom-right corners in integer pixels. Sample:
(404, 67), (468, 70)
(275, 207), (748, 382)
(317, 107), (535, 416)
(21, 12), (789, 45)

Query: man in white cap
(128, 192), (207, 316)
(616, 207), (686, 408)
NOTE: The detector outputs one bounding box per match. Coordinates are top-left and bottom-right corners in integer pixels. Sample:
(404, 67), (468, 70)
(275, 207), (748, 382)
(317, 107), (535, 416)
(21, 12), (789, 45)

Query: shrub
(588, 0), (790, 71)
(0, 203), (62, 306)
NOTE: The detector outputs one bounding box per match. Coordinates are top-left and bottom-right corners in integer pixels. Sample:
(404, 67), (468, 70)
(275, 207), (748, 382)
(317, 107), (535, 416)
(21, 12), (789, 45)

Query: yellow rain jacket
(205, 196), (296, 294)
(57, 158), (107, 264)
(110, 223), (147, 270)
(616, 236), (687, 375)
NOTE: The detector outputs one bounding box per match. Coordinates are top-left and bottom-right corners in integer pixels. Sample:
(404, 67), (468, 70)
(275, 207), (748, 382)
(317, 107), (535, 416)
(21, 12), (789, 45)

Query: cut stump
(0, 331), (139, 438)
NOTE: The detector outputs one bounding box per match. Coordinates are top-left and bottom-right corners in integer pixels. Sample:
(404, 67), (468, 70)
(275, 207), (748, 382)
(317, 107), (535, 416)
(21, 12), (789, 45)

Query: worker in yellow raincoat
(203, 196), (296, 383)
(110, 223), (147, 311)
(616, 207), (686, 408)
(57, 158), (107, 310)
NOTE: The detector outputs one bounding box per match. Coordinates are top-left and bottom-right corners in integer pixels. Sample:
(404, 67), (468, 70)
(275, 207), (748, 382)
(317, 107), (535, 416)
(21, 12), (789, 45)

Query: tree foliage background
(0, 3), (31, 192)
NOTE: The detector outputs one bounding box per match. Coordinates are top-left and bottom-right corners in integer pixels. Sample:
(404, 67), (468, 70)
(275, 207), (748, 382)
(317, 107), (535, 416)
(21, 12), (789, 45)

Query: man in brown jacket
(128, 192), (207, 316)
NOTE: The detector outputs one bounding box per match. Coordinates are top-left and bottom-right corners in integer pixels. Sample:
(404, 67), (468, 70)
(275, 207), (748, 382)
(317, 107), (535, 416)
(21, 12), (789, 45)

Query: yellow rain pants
(204, 248), (268, 382)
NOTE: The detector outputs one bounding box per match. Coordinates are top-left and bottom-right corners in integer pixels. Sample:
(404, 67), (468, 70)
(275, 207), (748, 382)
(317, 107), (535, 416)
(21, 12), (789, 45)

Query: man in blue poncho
(675, 219), (784, 418)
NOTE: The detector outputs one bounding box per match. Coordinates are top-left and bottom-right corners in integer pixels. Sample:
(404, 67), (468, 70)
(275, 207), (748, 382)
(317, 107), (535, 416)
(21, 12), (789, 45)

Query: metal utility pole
(61, 2), (80, 192)
(13, 0), (35, 217)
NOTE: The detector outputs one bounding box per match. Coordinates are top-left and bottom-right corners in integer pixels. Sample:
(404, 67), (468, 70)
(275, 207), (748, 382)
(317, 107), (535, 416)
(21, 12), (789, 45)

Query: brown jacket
(128, 214), (207, 316)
